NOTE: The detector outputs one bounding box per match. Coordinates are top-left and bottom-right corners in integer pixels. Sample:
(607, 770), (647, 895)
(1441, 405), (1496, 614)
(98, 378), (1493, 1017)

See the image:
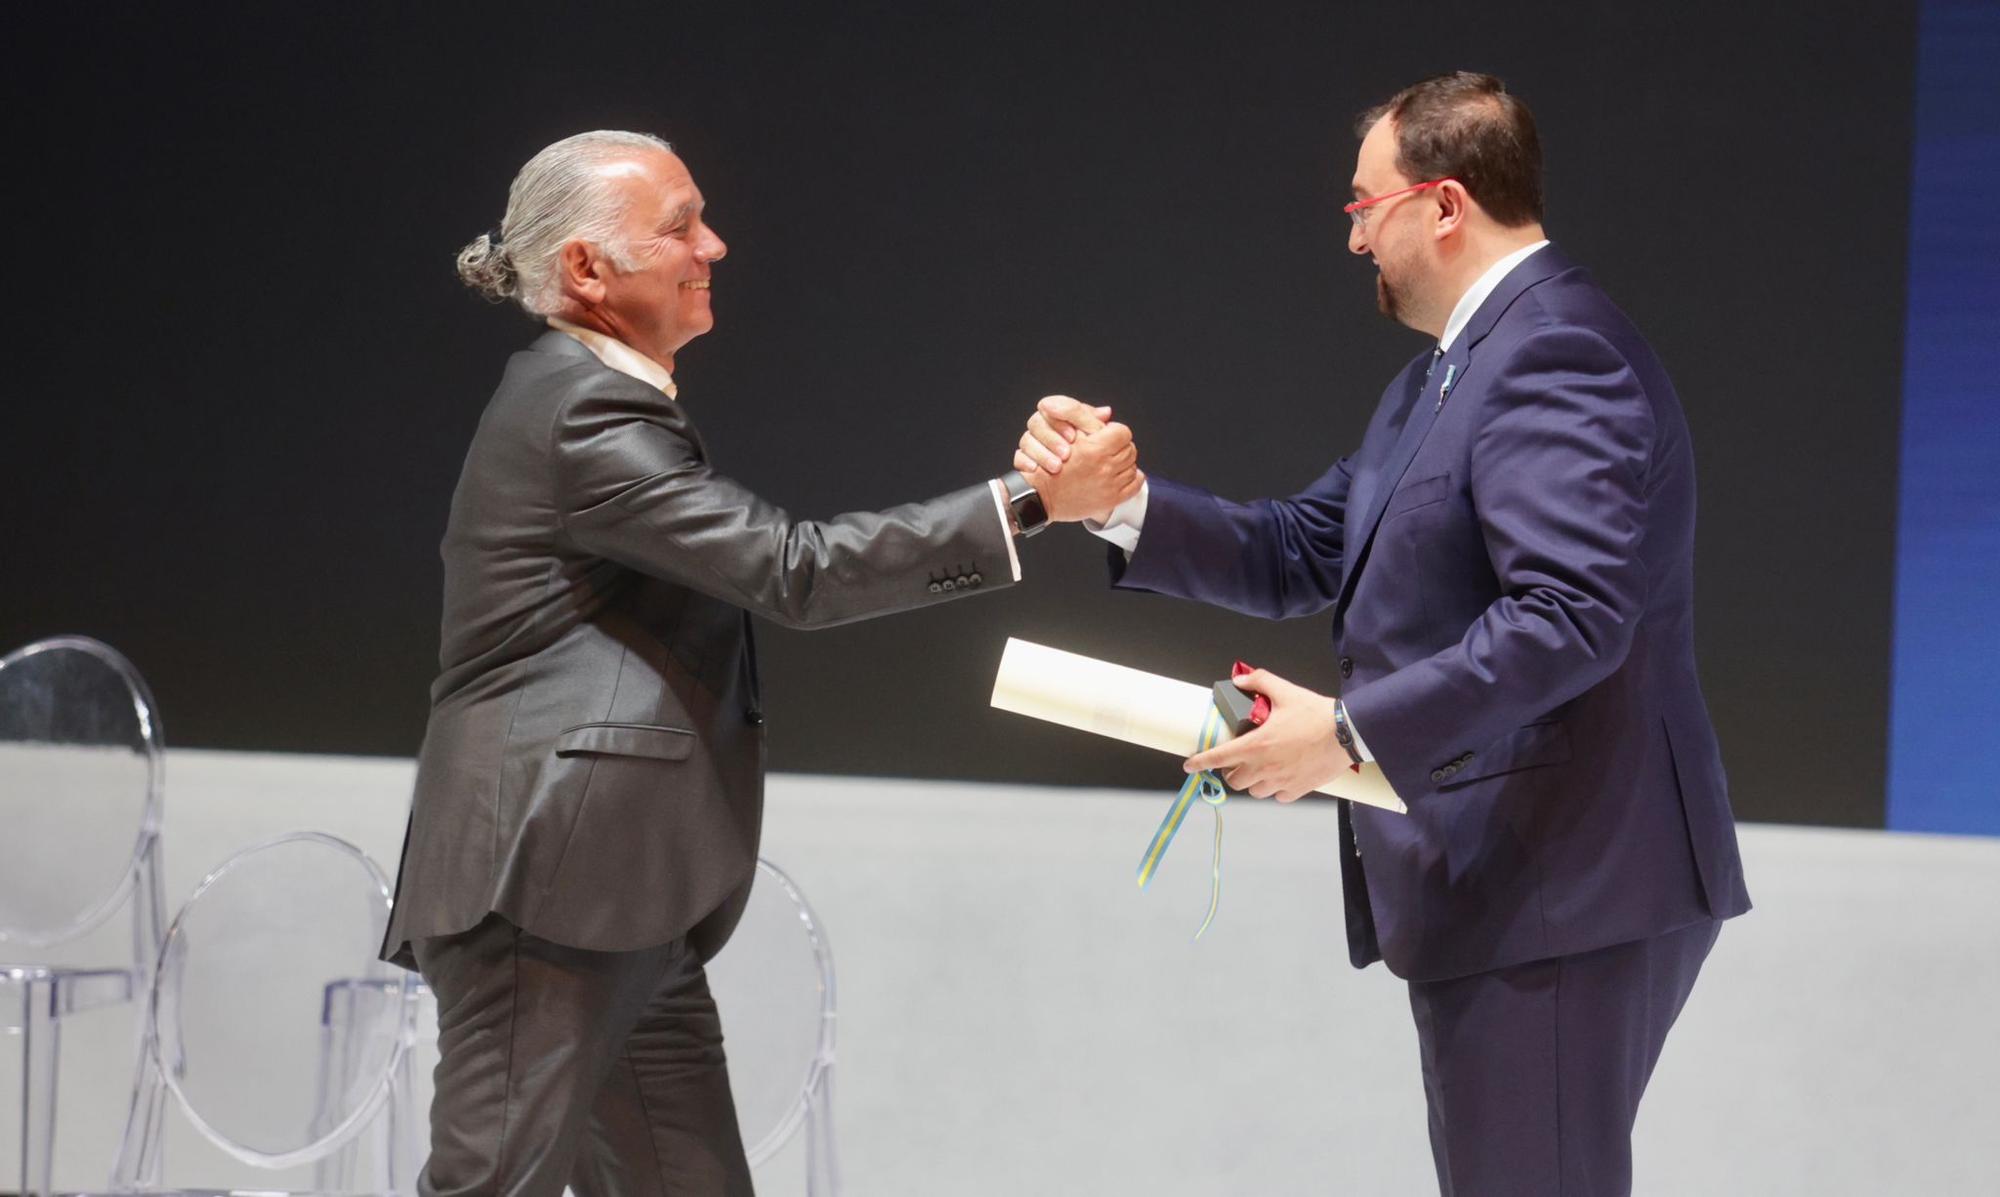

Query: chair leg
(314, 982), (364, 1193)
(803, 1067), (843, 1197)
(19, 978), (61, 1197)
(116, 839), (173, 1192)
(109, 1032), (169, 1191)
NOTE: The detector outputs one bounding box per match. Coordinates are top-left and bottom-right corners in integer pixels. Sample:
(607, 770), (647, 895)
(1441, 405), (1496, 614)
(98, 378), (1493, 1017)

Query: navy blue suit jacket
(1114, 245), (1750, 981)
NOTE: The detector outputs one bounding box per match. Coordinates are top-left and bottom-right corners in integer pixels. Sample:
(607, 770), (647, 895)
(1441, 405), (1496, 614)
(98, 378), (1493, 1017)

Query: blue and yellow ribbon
(1135, 704), (1231, 939)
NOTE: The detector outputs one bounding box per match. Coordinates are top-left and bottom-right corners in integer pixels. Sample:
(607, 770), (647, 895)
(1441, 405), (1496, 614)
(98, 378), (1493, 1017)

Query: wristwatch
(1000, 470), (1050, 538)
(1333, 699), (1366, 770)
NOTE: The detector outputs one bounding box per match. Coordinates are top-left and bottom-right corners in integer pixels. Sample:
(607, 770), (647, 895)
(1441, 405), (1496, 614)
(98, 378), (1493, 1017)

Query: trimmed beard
(1376, 270), (1400, 321)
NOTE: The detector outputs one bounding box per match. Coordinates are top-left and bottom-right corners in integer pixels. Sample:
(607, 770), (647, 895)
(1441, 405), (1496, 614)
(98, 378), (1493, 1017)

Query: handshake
(1010, 395), (1146, 524)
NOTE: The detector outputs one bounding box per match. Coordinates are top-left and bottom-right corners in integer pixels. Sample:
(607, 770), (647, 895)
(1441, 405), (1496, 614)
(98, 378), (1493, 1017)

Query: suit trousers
(1406, 918), (1722, 1197)
(413, 913), (754, 1197)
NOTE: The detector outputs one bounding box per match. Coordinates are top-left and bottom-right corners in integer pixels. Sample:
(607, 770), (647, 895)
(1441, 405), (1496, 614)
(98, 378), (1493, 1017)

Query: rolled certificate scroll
(990, 637), (1407, 813)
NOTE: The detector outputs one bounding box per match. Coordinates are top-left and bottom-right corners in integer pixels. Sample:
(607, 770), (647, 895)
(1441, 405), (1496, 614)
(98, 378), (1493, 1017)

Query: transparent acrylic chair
(326, 857), (838, 1196)
(313, 979), (432, 1196)
(110, 832), (416, 1196)
(707, 858), (842, 1196)
(0, 635), (167, 1197)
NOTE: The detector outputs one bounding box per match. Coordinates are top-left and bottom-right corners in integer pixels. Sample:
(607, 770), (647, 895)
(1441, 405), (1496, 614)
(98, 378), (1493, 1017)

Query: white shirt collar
(547, 317), (678, 399)
(1438, 239), (1551, 353)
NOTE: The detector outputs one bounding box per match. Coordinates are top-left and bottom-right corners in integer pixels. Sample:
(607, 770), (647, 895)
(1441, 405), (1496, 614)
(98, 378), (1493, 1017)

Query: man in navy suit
(1018, 72), (1751, 1196)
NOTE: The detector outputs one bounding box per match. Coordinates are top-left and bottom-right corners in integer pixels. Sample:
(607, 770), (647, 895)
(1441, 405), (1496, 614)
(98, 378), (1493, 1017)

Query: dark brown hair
(1358, 72), (1543, 227)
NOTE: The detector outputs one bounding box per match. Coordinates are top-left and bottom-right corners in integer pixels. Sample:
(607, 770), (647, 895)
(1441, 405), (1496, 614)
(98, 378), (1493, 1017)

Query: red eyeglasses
(1343, 178), (1459, 228)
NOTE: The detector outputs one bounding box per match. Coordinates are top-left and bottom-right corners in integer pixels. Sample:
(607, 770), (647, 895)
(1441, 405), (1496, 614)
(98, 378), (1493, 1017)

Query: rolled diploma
(990, 638), (1406, 813)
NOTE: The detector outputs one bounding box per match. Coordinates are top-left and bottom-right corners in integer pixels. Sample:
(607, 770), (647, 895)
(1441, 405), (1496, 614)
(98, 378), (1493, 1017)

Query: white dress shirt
(548, 318), (1021, 579)
(1439, 240), (1548, 352)
(1081, 242), (1551, 762)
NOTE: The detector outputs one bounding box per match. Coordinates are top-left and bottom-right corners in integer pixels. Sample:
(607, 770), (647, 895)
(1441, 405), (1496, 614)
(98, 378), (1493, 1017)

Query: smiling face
(1347, 115), (1439, 332)
(563, 148), (728, 369)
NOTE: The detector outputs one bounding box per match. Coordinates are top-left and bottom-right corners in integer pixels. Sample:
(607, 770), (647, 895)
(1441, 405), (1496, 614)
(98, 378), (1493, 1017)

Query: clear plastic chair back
(0, 636), (162, 947)
(707, 859), (837, 1166)
(150, 832), (409, 1169)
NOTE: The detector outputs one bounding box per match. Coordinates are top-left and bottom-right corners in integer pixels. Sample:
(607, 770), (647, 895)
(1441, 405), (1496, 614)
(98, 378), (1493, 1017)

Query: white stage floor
(5, 750), (1997, 1195)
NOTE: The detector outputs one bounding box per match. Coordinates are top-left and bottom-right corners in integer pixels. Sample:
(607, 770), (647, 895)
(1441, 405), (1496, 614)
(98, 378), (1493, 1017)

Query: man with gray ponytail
(381, 130), (1143, 1196)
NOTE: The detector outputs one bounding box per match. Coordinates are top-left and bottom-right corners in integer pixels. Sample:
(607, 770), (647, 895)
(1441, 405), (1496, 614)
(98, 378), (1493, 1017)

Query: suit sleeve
(1339, 325), (1653, 799)
(550, 382), (1014, 630)
(1107, 460), (1354, 620)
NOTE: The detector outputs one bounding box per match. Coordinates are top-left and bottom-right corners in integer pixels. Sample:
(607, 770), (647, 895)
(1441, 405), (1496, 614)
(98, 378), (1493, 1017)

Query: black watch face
(1018, 491), (1049, 531)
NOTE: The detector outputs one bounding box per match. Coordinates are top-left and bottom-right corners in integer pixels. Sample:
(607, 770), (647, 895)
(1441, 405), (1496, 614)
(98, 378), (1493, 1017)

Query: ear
(556, 239), (609, 306)
(1433, 180), (1472, 240)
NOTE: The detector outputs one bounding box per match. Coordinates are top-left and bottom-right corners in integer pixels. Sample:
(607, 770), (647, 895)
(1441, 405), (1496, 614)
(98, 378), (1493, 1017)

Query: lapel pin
(1436, 363), (1458, 411)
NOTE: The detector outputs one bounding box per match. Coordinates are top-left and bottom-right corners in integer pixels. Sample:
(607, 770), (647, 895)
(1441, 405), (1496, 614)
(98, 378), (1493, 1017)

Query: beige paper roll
(990, 638), (1406, 813)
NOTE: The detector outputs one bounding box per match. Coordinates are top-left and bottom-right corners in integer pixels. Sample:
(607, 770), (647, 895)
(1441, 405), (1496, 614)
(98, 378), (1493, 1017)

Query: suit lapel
(1348, 339), (1462, 559)
(1340, 355), (1431, 557)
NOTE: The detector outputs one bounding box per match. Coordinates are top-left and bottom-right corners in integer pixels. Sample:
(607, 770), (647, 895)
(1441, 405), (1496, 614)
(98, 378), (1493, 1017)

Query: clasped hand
(1012, 395), (1144, 522)
(1012, 396), (1342, 802)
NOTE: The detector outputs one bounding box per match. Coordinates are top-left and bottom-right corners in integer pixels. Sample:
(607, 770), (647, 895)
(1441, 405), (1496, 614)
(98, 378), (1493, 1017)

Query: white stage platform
(5, 750), (1997, 1195)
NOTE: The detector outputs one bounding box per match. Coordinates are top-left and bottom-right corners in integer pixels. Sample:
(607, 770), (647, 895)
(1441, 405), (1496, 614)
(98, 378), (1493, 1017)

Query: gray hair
(456, 130), (672, 315)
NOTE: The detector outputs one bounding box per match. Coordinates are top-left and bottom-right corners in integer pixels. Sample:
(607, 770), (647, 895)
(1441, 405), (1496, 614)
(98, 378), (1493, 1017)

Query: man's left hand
(1183, 669), (1348, 803)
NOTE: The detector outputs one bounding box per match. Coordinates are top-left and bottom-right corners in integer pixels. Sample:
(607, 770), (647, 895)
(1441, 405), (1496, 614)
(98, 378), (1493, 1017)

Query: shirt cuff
(989, 478), (1024, 582)
(1084, 481), (1149, 555)
(1337, 698), (1375, 763)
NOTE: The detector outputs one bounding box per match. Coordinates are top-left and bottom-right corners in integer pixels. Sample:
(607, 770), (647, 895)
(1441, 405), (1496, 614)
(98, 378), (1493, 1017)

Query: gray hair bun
(456, 230), (516, 302)
(463, 131), (670, 314)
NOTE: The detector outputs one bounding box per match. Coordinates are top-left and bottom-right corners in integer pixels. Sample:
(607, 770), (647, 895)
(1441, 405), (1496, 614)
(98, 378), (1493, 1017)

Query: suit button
(969, 572), (983, 585)
(745, 709), (764, 726)
(928, 581), (943, 594)
(1430, 769), (1446, 783)
(941, 579), (956, 592)
(1339, 657), (1354, 679)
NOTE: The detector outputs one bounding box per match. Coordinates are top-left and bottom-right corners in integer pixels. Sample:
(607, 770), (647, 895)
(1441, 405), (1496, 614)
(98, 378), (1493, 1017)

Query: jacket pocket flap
(555, 722), (696, 762)
(1444, 720), (1572, 787)
(1384, 472), (1452, 518)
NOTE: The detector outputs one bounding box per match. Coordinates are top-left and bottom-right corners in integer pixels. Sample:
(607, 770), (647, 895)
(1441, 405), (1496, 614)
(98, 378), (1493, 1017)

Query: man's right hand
(1012, 395), (1144, 522)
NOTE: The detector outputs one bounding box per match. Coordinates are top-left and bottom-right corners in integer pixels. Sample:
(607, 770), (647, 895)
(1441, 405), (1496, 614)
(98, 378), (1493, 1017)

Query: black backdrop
(3, 2), (1916, 828)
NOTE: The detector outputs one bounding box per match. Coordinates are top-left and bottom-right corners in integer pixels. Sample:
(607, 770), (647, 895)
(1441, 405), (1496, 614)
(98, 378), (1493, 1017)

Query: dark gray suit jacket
(382, 331), (1012, 967)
